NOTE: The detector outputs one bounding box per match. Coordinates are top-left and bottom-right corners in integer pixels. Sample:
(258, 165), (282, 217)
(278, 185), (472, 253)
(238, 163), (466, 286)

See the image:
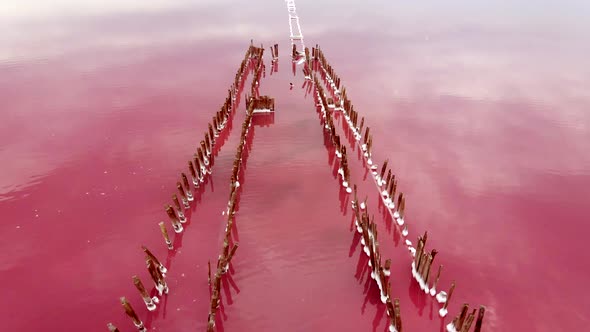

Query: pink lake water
(1, 1), (590, 331)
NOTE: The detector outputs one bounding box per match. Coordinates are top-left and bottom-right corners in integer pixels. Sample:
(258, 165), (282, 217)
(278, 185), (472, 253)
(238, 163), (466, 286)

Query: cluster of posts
(352, 188), (403, 332)
(106, 44), (256, 332)
(447, 304), (486, 332)
(412, 232), (447, 310)
(207, 44), (266, 331)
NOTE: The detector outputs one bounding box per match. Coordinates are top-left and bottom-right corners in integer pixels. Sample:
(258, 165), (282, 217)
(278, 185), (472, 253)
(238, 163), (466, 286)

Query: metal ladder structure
(285, 0), (305, 53)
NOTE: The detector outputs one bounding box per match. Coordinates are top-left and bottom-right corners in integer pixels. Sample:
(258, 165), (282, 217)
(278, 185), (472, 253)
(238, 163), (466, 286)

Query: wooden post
(142, 246), (167, 274)
(439, 281), (456, 317)
(158, 222), (173, 250)
(132, 275), (156, 311)
(394, 298), (402, 332)
(473, 306), (486, 332)
(166, 205), (183, 233)
(120, 297), (145, 331)
(430, 265), (443, 296)
(456, 303), (469, 330)
(380, 160), (389, 182)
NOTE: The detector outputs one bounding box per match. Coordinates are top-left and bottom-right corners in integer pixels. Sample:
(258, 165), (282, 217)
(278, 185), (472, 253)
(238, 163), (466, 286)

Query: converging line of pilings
(106, 44), (256, 332)
(206, 44), (266, 332)
(304, 47), (486, 330)
(310, 71), (403, 332)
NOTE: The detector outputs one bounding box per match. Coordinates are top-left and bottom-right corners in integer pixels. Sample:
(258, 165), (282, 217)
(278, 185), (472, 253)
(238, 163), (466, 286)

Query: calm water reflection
(1, 1), (589, 331)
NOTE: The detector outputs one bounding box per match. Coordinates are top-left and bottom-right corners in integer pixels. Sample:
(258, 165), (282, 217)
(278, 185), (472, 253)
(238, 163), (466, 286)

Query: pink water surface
(1, 1), (590, 331)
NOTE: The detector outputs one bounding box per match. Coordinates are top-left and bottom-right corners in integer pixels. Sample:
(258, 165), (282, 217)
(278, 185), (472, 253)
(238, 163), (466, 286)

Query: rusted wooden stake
(147, 258), (168, 295)
(385, 170), (392, 188)
(177, 182), (189, 207)
(165, 205), (183, 233)
(364, 127), (370, 144)
(474, 306), (486, 332)
(158, 221), (173, 250)
(394, 298), (403, 332)
(172, 195), (187, 223)
(430, 264), (443, 296)
(414, 235), (424, 267)
(456, 303), (469, 330)
(120, 297), (145, 331)
(133, 275), (156, 311)
(142, 246), (166, 274)
(188, 161), (198, 185)
(424, 249), (438, 285)
(181, 173), (193, 198)
(441, 281), (456, 314)
(227, 242), (239, 264)
(208, 261), (212, 285)
(380, 159), (389, 180)
(461, 310), (476, 332)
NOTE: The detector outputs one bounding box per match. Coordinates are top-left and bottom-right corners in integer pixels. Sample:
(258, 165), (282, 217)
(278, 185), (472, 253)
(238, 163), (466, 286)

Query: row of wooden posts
(206, 44), (265, 331)
(105, 44), (255, 332)
(308, 46), (486, 330)
(311, 69), (403, 332)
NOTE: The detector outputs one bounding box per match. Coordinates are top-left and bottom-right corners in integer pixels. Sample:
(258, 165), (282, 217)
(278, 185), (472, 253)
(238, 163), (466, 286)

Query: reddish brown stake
(208, 123), (215, 140)
(474, 306), (486, 332)
(399, 194), (406, 219)
(158, 222), (173, 250)
(380, 159), (389, 180)
(172, 195), (184, 213)
(456, 303), (470, 330)
(205, 134), (212, 154)
(165, 205), (183, 233)
(385, 170), (392, 188)
(147, 258), (168, 294)
(181, 173), (191, 193)
(207, 261), (212, 286)
(441, 281), (456, 313)
(394, 298), (403, 332)
(213, 117), (219, 131)
(226, 242), (239, 264)
(188, 161), (198, 184)
(389, 179), (398, 200)
(142, 246), (166, 274)
(132, 275), (156, 311)
(177, 182), (189, 207)
(424, 249), (438, 285)
(387, 177), (396, 198)
(461, 310), (476, 332)
(120, 297), (146, 331)
(418, 252), (429, 279)
(431, 264), (443, 294)
(194, 154), (203, 179)
(364, 127), (370, 144)
(414, 235), (425, 269)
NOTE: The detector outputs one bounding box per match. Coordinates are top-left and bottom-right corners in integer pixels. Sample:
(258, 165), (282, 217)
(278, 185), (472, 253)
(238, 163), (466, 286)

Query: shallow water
(1, 1), (590, 331)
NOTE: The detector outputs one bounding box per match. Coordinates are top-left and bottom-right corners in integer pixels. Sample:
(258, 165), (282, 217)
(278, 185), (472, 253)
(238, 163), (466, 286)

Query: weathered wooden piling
(132, 275), (156, 311)
(166, 205), (183, 233)
(120, 297), (146, 331)
(474, 306), (486, 332)
(439, 281), (456, 317)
